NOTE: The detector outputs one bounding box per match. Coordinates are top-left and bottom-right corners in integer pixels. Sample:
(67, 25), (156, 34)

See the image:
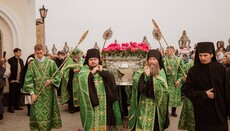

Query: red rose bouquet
(102, 41), (150, 58)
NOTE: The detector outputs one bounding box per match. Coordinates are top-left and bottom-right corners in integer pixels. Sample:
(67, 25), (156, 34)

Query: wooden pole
(36, 30), (89, 98)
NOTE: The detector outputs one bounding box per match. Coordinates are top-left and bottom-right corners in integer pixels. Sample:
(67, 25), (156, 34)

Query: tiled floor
(0, 103), (229, 131)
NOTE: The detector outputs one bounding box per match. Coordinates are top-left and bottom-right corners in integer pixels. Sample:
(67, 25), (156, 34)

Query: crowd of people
(0, 38), (230, 131)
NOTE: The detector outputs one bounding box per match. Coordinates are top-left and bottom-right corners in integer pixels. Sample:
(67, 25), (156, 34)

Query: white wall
(0, 0), (36, 60)
(0, 0), (36, 92)
(36, 0), (230, 53)
(0, 17), (13, 58)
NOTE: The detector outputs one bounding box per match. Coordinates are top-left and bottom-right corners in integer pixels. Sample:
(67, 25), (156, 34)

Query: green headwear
(70, 48), (83, 58)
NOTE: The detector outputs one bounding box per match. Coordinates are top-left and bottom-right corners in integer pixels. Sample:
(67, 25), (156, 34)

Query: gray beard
(149, 64), (160, 76)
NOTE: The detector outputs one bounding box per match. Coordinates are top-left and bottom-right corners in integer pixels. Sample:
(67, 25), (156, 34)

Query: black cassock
(183, 61), (230, 131)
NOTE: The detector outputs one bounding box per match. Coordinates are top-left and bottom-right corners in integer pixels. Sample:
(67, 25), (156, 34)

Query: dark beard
(89, 64), (97, 70)
(148, 63), (160, 76)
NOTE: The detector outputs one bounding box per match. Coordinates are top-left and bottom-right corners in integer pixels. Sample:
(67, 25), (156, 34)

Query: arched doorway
(0, 31), (2, 57)
(0, 5), (21, 58)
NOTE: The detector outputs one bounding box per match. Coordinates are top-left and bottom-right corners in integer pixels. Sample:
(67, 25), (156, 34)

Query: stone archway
(0, 32), (2, 57)
(0, 5), (21, 54)
(0, 6), (22, 95)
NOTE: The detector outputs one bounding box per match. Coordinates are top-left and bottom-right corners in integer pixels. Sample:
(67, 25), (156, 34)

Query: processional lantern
(52, 44), (57, 55)
(178, 30), (191, 49)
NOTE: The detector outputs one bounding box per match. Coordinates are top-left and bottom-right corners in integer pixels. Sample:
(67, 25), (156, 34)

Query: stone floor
(0, 103), (229, 131)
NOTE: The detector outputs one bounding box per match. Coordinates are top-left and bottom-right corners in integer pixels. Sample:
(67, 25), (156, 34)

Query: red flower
(102, 41), (149, 57)
(131, 48), (136, 52)
(130, 41), (137, 47)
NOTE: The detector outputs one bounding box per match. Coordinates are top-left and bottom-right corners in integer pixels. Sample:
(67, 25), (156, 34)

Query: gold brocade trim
(137, 96), (156, 131)
(35, 85), (52, 91)
(78, 75), (89, 129)
(136, 128), (143, 131)
(30, 117), (61, 124)
(90, 126), (106, 131)
(94, 80), (103, 83)
(93, 75), (107, 130)
(99, 95), (104, 100)
(36, 87), (41, 91)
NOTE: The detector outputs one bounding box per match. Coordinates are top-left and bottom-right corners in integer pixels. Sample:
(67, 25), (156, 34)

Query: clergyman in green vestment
(23, 44), (62, 131)
(178, 53), (195, 131)
(60, 48), (83, 113)
(164, 46), (185, 117)
(77, 48), (122, 131)
(129, 49), (169, 131)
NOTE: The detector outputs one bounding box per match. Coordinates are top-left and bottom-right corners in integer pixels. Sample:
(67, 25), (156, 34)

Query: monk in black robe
(183, 42), (230, 131)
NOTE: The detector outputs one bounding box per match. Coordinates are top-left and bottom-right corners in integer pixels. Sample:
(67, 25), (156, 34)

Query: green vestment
(77, 65), (122, 131)
(129, 69), (169, 131)
(178, 60), (195, 131)
(164, 56), (185, 107)
(60, 57), (82, 106)
(23, 57), (62, 131)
